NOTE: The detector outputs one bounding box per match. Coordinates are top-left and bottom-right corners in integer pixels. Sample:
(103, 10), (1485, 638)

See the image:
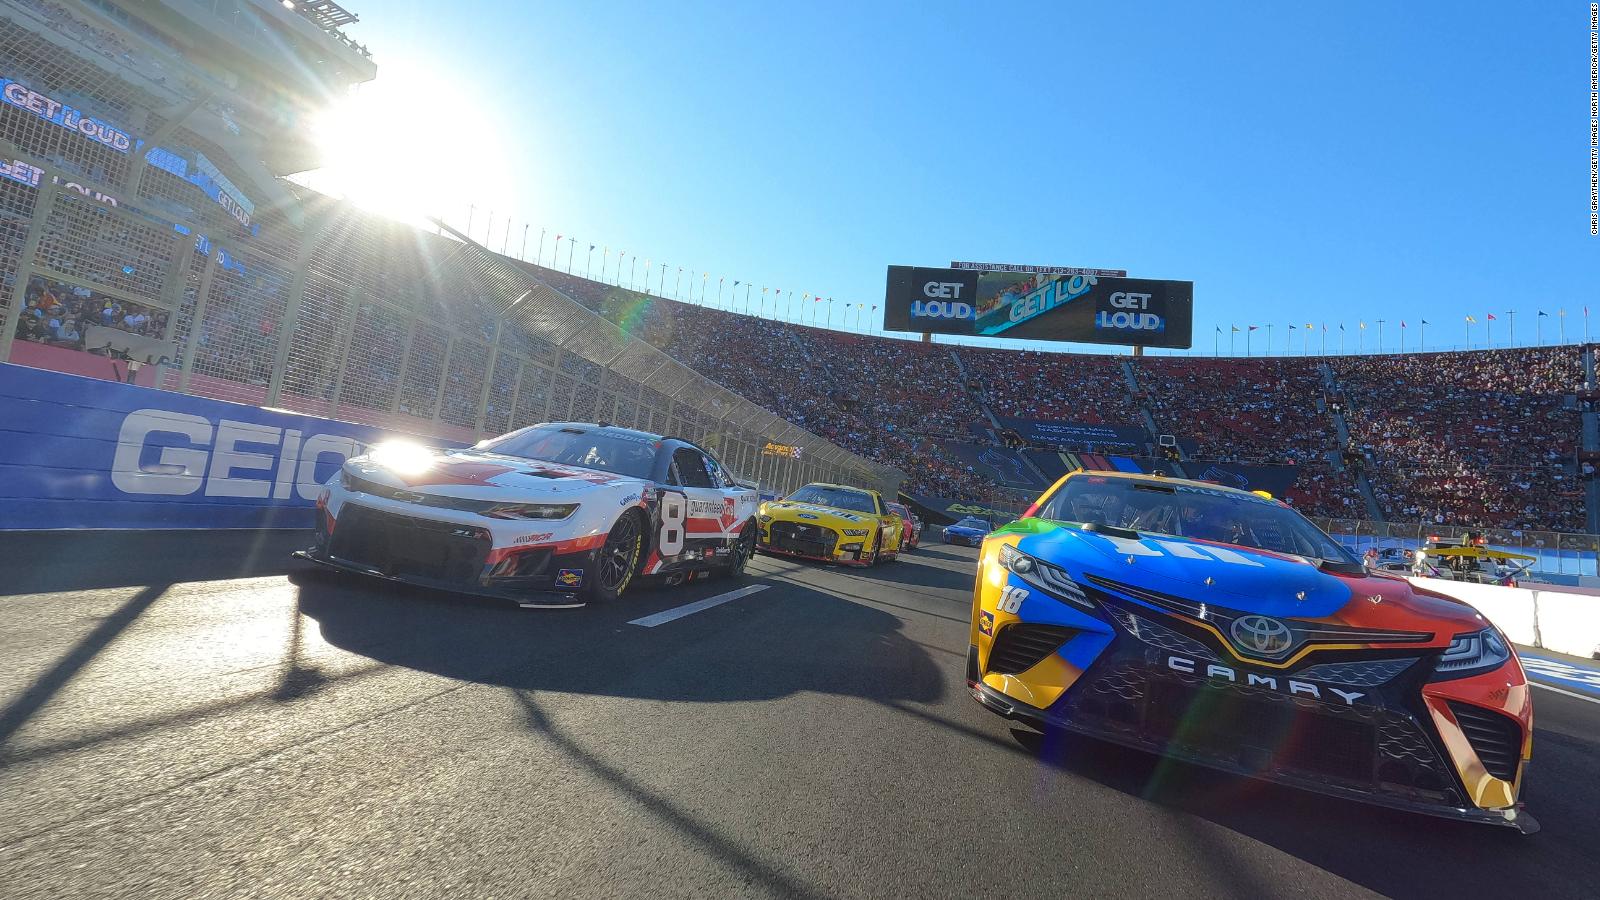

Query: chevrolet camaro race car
(297, 423), (759, 608)
(944, 516), (992, 546)
(968, 471), (1537, 832)
(757, 483), (902, 566)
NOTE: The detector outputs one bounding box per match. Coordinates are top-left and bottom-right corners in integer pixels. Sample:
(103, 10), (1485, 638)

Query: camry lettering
(1165, 655), (1366, 706)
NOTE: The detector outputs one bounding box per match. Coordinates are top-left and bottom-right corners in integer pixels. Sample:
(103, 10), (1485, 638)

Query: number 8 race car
(297, 423), (759, 608)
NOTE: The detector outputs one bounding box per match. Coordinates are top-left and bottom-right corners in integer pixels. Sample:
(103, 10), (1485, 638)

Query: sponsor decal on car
(979, 611), (995, 636)
(619, 493), (640, 506)
(556, 569), (583, 587)
(513, 532), (554, 545)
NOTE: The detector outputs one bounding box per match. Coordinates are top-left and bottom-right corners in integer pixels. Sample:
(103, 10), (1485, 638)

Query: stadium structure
(0, 0), (1595, 566)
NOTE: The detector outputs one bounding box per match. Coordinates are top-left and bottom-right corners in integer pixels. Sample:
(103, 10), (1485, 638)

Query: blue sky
(323, 1), (1598, 355)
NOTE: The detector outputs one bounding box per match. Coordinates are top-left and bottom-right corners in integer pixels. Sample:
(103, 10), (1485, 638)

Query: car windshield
(788, 485), (877, 514)
(1036, 475), (1356, 563)
(887, 503), (910, 518)
(477, 426), (657, 479)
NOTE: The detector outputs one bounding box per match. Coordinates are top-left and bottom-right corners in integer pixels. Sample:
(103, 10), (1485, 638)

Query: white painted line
(1530, 681), (1600, 705)
(627, 584), (770, 627)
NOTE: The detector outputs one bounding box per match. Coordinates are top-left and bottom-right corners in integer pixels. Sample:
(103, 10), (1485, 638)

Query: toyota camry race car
(757, 483), (902, 566)
(298, 423), (759, 608)
(968, 470), (1537, 832)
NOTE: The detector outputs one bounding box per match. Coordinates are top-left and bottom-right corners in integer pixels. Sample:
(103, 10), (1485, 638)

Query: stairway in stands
(1318, 361), (1386, 521)
(1123, 359), (1187, 479)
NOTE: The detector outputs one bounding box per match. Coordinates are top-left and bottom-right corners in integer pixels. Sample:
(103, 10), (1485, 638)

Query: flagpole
(1465, 317), (1470, 350)
(1536, 314), (1542, 346)
(1230, 328), (1236, 355)
(1419, 321), (1425, 351)
(537, 229), (546, 266)
(1484, 313), (1490, 348)
(1214, 327), (1219, 356)
(1321, 324), (1326, 356)
(1247, 328), (1252, 357)
(1506, 310), (1515, 347)
(1377, 319), (1385, 353)
(520, 224), (529, 261)
(1399, 323), (1404, 354)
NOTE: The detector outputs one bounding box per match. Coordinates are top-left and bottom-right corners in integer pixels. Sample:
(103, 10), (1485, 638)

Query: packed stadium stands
(0, 0), (1591, 535)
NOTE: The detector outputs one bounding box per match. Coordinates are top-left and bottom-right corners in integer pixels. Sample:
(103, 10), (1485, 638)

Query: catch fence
(0, 138), (902, 498)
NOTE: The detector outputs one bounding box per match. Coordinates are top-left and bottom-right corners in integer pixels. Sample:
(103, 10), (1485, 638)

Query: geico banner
(883, 265), (1194, 349)
(0, 364), (460, 530)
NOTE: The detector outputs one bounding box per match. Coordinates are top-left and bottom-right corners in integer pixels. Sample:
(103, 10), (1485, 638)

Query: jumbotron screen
(882, 265), (1194, 349)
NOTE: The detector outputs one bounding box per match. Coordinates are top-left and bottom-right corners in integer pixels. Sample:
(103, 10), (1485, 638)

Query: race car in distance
(298, 423), (759, 608)
(943, 516), (992, 546)
(886, 501), (920, 551)
(758, 483), (902, 566)
(968, 470), (1536, 832)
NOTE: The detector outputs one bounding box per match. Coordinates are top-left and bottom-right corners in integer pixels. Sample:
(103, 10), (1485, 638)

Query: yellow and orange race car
(967, 470), (1536, 832)
(757, 483), (902, 566)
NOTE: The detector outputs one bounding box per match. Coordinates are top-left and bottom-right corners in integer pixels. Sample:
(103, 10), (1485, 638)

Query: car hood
(344, 449), (643, 501)
(1015, 523), (1482, 634)
(764, 501), (877, 528)
(946, 525), (987, 534)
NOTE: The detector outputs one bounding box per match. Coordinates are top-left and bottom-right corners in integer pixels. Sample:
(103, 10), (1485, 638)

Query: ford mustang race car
(757, 483), (902, 566)
(944, 516), (991, 546)
(968, 470), (1536, 832)
(297, 423), (759, 608)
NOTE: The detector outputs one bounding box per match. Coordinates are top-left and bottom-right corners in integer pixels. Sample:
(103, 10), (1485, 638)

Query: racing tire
(586, 510), (644, 603)
(718, 522), (756, 579)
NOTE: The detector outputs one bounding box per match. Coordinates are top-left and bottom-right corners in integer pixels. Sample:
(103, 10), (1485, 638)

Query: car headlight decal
(1433, 628), (1511, 679)
(841, 528), (869, 537)
(998, 544), (1093, 609)
(482, 502), (579, 520)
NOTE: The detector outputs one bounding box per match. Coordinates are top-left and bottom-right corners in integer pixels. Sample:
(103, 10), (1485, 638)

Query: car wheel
(720, 522), (756, 579)
(586, 510), (643, 602)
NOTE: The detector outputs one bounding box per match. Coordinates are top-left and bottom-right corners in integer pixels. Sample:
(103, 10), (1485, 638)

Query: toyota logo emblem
(1230, 615), (1293, 657)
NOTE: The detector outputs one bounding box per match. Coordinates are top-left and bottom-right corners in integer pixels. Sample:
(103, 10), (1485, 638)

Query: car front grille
(1446, 701), (1522, 781)
(329, 504), (491, 585)
(1062, 658), (1465, 807)
(769, 521), (836, 557)
(345, 473), (499, 514)
(988, 624), (1077, 675)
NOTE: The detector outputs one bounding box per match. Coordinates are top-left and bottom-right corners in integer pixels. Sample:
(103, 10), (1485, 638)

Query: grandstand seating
(0, 0), (1588, 533)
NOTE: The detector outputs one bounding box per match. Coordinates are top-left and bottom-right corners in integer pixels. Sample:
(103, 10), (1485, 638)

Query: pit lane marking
(627, 584), (770, 627)
(1530, 683), (1600, 706)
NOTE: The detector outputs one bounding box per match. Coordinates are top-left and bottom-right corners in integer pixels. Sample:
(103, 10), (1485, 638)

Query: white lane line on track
(1530, 681), (1600, 705)
(628, 584), (770, 627)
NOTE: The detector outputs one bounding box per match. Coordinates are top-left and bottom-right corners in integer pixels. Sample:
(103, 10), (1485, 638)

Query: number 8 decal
(659, 492), (686, 557)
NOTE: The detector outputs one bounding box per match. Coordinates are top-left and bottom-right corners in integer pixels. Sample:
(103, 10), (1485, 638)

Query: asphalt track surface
(2, 531), (1599, 900)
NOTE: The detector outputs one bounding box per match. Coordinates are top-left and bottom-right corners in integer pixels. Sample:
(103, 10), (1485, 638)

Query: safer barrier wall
(0, 363), (458, 530)
(1408, 576), (1600, 661)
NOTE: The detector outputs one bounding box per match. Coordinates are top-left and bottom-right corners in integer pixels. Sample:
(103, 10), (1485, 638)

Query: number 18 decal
(659, 492), (687, 556)
(997, 585), (1028, 614)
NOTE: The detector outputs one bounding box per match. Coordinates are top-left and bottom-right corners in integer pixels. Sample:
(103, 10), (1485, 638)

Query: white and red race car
(297, 423), (759, 608)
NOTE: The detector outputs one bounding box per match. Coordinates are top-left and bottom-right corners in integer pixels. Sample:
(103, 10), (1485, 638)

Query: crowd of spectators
(957, 346), (1138, 424)
(11, 277), (168, 349)
(1137, 357), (1335, 465)
(1335, 348), (1584, 533)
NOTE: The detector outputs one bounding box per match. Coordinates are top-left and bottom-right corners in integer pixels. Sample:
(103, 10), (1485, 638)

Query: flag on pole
(1486, 313), (1496, 321)
(1421, 319), (1429, 325)
(1359, 322), (1366, 329)
(1304, 323), (1313, 329)
(1248, 325), (1258, 331)
(1538, 310), (1548, 317)
(1401, 321), (1406, 328)
(1231, 325), (1241, 332)
(1465, 315), (1476, 323)
(1339, 323), (1345, 331)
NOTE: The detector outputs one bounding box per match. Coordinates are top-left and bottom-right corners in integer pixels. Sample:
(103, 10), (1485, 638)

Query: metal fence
(0, 136), (903, 498)
(1310, 517), (1600, 578)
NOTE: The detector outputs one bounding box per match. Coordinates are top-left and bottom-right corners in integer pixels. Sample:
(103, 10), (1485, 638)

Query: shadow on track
(290, 566), (945, 707)
(1007, 707), (1600, 900)
(0, 530), (311, 594)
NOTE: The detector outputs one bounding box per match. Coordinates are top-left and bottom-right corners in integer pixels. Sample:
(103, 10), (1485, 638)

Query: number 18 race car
(968, 470), (1537, 832)
(298, 423), (759, 608)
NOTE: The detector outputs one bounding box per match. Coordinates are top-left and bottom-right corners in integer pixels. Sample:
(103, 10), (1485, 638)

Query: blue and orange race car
(968, 470), (1536, 832)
